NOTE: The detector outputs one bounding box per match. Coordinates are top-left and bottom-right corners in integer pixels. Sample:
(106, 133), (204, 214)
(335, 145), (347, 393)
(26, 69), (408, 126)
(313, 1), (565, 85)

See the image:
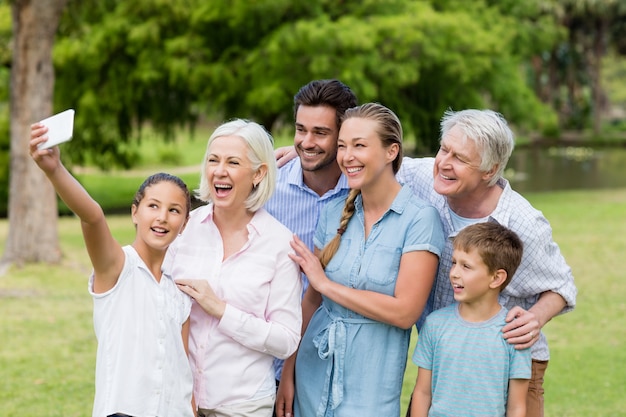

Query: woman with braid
(276, 103), (445, 417)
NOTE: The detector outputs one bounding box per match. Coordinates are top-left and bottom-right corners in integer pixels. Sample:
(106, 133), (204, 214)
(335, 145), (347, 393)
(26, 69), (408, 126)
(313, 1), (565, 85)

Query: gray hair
(440, 109), (514, 186)
(196, 119), (276, 211)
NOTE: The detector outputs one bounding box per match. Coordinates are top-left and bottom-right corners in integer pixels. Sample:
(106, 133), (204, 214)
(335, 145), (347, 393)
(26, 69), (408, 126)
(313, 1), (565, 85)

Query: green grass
(4, 123), (626, 416)
(525, 190), (626, 416)
(68, 170), (202, 215)
(100, 120), (294, 170)
(2, 187), (625, 416)
(0, 216), (125, 416)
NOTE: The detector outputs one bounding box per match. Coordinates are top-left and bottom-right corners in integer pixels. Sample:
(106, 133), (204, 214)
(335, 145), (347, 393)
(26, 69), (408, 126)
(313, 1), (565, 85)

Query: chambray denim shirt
(294, 185), (444, 417)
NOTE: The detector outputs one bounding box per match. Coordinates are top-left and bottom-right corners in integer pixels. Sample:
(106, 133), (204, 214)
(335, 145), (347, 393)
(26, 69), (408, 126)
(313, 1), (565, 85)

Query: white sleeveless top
(89, 245), (193, 417)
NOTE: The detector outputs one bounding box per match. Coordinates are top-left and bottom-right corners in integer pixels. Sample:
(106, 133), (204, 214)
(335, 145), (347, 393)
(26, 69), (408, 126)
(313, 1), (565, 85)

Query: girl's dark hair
(132, 172), (191, 216)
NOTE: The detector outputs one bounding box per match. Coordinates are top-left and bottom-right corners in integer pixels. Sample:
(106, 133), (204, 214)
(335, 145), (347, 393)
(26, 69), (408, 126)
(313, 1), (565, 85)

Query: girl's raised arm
(30, 123), (124, 292)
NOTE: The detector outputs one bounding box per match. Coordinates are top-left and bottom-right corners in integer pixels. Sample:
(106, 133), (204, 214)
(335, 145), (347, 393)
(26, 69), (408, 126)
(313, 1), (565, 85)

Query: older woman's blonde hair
(196, 119), (276, 212)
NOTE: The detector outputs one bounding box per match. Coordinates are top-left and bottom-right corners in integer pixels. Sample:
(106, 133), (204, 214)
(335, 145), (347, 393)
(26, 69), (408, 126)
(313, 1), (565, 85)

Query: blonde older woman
(166, 119), (303, 417)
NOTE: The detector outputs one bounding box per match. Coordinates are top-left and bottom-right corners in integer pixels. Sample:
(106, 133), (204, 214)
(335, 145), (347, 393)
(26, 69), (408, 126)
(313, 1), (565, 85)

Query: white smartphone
(37, 109), (75, 150)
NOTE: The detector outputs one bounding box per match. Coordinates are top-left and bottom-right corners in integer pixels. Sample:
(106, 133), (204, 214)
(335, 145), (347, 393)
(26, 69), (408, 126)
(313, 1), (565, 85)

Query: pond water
(504, 146), (626, 193)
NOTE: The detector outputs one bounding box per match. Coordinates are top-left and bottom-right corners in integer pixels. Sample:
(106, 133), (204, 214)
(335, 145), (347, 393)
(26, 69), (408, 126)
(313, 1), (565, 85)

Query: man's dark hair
(293, 79), (358, 129)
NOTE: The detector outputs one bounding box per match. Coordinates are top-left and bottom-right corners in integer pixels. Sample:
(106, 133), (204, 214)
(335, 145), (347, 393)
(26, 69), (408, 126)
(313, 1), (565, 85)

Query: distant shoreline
(523, 130), (626, 148)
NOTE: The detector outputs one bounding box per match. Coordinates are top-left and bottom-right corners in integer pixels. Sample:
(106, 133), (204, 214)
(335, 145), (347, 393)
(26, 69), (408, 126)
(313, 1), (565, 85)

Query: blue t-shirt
(413, 303), (532, 417)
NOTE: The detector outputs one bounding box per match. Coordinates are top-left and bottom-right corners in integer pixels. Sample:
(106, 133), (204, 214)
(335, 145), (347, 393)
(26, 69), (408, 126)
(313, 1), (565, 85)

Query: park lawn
(1, 186), (625, 416)
(525, 189), (626, 416)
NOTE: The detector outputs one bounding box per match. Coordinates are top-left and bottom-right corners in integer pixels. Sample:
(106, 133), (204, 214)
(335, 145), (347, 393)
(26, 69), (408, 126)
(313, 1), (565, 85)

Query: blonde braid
(318, 189), (360, 268)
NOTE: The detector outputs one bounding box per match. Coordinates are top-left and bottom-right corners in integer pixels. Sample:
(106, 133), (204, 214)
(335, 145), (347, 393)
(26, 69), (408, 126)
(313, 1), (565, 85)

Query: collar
(197, 203), (263, 236)
(486, 177), (513, 225)
(354, 185), (413, 215)
(441, 177), (512, 235)
(284, 158), (350, 195)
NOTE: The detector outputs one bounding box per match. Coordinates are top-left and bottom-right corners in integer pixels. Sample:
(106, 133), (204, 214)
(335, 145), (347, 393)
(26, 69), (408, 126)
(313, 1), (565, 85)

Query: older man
(399, 109), (576, 417)
(275, 107), (576, 417)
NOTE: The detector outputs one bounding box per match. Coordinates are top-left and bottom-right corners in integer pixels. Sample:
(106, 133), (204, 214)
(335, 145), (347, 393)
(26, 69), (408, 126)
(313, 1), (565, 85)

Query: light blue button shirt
(265, 158), (350, 381)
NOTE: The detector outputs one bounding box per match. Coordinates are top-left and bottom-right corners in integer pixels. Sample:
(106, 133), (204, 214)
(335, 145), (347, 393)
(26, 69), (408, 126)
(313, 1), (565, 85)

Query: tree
(525, 0), (626, 134)
(1, 0), (68, 270)
(52, 0), (201, 168)
(48, 0), (558, 158)
(1, 0), (570, 268)
(561, 0), (626, 135)
(192, 0), (557, 152)
(0, 1), (11, 217)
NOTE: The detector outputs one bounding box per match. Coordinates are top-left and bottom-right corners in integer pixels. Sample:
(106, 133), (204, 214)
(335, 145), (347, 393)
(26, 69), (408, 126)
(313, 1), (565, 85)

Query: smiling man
(399, 109), (577, 417)
(263, 79), (358, 394)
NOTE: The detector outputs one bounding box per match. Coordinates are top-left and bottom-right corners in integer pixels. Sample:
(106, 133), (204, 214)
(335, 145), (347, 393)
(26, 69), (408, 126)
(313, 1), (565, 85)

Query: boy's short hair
(453, 222), (523, 291)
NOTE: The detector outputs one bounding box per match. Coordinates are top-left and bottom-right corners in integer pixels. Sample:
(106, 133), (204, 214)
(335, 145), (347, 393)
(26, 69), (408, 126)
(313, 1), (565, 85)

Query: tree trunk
(590, 17), (609, 136)
(1, 0), (68, 270)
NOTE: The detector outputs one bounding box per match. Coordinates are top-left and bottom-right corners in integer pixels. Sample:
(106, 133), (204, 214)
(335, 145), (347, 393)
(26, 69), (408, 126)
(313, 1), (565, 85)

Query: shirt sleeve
(404, 203), (445, 258)
(412, 317), (434, 370)
(217, 248), (303, 359)
(502, 207), (577, 313)
(396, 157), (436, 202)
(509, 346), (532, 380)
(313, 199), (332, 251)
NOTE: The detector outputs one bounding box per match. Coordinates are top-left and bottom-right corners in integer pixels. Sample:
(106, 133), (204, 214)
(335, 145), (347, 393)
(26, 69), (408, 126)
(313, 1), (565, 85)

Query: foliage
(0, 0), (10, 65)
(527, 0), (626, 132)
(52, 0), (201, 169)
(603, 52), (626, 112)
(0, 95), (7, 217)
(3, 0), (625, 192)
(43, 0), (563, 166)
(187, 0), (559, 152)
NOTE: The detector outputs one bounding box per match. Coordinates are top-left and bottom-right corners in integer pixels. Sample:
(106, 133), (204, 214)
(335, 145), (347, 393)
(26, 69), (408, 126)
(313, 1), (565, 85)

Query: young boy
(410, 222), (531, 417)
